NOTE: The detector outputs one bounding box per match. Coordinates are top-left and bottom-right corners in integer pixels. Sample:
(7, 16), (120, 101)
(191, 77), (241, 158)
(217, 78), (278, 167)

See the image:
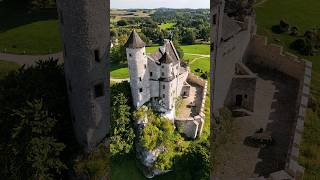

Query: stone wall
(214, 15), (256, 113)
(246, 35), (312, 179)
(175, 73), (208, 139)
(246, 35), (306, 81)
(285, 60), (312, 179)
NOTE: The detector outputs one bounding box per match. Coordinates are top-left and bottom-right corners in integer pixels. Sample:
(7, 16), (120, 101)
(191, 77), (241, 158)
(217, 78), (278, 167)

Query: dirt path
(254, 0), (269, 7)
(0, 52), (63, 66)
(110, 78), (130, 83)
(184, 53), (210, 57)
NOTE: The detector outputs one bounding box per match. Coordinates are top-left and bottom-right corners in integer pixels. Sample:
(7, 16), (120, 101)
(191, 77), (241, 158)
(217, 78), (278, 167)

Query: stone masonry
(56, 0), (110, 152)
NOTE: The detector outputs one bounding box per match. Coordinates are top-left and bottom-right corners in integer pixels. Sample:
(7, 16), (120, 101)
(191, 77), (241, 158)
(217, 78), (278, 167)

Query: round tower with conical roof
(125, 30), (150, 108)
(56, 0), (109, 152)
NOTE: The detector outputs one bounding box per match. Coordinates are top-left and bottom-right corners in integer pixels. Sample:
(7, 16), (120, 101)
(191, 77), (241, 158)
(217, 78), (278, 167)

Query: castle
(125, 30), (189, 119)
(211, 0), (311, 178)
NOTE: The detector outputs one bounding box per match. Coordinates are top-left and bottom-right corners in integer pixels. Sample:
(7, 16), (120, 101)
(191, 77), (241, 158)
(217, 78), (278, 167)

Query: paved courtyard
(176, 81), (203, 118)
(214, 68), (299, 179)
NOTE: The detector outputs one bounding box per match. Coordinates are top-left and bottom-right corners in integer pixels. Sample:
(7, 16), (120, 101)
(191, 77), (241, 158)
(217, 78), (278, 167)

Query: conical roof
(159, 52), (174, 64)
(124, 30), (146, 49)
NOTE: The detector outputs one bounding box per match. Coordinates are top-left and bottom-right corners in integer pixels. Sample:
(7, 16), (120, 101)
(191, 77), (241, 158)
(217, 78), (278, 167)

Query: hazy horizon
(111, 0), (209, 9)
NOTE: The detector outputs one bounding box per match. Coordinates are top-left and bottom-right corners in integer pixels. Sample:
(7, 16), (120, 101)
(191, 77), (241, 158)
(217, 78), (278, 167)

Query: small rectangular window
(64, 45), (67, 57)
(162, 65), (164, 68)
(139, 77), (142, 81)
(162, 72), (164, 76)
(129, 53), (132, 57)
(144, 64), (147, 69)
(94, 49), (100, 62)
(94, 83), (104, 98)
(163, 94), (165, 98)
(150, 72), (153, 76)
(213, 14), (217, 25)
(139, 88), (143, 92)
(163, 85), (165, 89)
(68, 79), (72, 92)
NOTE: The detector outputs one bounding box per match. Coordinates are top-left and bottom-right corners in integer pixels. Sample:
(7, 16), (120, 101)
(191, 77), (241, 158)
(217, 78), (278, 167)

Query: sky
(111, 0), (210, 9)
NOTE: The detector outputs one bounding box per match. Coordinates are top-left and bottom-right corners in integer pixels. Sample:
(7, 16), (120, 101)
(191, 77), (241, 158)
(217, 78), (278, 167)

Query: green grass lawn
(159, 23), (176, 30)
(0, 60), (20, 79)
(255, 0), (320, 178)
(0, 2), (61, 54)
(181, 44), (210, 55)
(0, 20), (61, 54)
(110, 67), (129, 79)
(190, 57), (210, 76)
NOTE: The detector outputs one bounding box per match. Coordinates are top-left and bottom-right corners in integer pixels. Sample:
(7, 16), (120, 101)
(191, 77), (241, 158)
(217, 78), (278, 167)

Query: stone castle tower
(211, 0), (225, 115)
(124, 30), (151, 108)
(56, 0), (110, 152)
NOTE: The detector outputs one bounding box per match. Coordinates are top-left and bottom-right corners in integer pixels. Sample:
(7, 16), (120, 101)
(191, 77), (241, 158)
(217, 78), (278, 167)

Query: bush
(279, 19), (290, 32)
(74, 144), (110, 179)
(141, 124), (162, 151)
(117, 19), (128, 26)
(290, 38), (306, 53)
(200, 72), (208, 79)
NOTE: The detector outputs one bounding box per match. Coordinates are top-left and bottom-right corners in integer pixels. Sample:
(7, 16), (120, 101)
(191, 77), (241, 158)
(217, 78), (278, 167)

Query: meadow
(0, 2), (61, 54)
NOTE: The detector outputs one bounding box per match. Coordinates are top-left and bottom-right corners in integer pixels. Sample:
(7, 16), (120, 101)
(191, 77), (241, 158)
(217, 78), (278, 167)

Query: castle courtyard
(176, 81), (204, 118)
(214, 66), (299, 179)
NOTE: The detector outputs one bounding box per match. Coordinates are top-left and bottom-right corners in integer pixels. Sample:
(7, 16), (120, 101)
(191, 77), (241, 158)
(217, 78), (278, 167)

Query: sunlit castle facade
(125, 30), (189, 119)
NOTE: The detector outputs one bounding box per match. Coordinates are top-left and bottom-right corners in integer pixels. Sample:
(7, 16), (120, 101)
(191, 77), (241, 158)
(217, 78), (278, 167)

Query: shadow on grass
(0, 0), (58, 32)
(271, 25), (284, 34)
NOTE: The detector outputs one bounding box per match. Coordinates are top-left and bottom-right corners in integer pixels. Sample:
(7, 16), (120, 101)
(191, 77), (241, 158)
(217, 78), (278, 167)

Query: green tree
(181, 28), (196, 45)
(176, 142), (210, 180)
(0, 59), (78, 179)
(110, 45), (127, 64)
(117, 19), (128, 26)
(11, 99), (66, 180)
(110, 93), (135, 157)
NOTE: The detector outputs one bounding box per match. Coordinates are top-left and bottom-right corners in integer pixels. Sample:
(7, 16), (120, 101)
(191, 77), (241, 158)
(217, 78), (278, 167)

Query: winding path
(110, 78), (130, 82)
(0, 52), (63, 66)
(184, 53), (210, 57)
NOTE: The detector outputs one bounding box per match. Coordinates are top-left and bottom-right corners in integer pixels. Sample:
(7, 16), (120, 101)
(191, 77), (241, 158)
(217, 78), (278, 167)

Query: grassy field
(0, 20), (61, 54)
(111, 44), (210, 79)
(255, 0), (320, 178)
(0, 60), (20, 79)
(181, 44), (210, 55)
(0, 1), (61, 54)
(159, 23), (176, 30)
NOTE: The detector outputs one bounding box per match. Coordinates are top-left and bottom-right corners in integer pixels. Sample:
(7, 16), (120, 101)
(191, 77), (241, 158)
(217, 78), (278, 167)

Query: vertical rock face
(56, 0), (110, 152)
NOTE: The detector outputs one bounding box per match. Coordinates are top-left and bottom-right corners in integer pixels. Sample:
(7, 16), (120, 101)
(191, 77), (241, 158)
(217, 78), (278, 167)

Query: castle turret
(125, 30), (150, 108)
(56, 0), (109, 152)
(159, 52), (175, 110)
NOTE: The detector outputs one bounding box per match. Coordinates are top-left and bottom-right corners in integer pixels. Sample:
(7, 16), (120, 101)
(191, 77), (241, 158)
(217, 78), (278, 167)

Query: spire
(124, 30), (146, 49)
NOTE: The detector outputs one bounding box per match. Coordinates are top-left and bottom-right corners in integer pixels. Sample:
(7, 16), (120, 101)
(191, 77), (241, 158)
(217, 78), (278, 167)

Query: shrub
(74, 144), (110, 179)
(200, 72), (208, 79)
(141, 124), (162, 151)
